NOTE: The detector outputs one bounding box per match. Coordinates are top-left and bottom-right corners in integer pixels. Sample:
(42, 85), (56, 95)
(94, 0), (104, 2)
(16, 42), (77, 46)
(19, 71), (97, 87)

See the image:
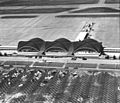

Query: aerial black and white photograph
(0, 0), (120, 103)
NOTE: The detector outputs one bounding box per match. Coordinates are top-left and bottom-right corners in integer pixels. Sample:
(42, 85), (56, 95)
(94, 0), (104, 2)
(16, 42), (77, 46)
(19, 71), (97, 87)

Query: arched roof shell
(74, 39), (103, 53)
(45, 41), (53, 50)
(45, 38), (71, 52)
(17, 38), (104, 54)
(17, 38), (45, 51)
(17, 41), (27, 51)
(72, 41), (83, 52)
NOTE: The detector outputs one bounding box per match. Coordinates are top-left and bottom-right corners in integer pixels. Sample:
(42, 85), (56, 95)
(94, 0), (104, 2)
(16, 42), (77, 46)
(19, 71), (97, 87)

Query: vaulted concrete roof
(17, 38), (104, 54)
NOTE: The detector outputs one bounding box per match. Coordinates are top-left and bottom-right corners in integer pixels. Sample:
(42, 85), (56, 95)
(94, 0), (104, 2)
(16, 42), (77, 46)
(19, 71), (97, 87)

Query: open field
(70, 7), (120, 13)
(0, 1), (119, 48)
(0, 0), (99, 6)
(0, 14), (86, 45)
(0, 7), (76, 14)
(0, 13), (119, 48)
(105, 0), (119, 4)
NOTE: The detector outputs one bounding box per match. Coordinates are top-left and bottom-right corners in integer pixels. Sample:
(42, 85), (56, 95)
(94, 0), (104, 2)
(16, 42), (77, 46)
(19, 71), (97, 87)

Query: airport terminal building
(0, 0), (120, 103)
(17, 38), (104, 55)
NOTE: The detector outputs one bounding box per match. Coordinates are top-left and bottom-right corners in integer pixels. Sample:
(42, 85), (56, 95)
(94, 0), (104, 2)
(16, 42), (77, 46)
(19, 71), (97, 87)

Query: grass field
(70, 7), (120, 13)
(1, 15), (38, 19)
(0, 8), (76, 14)
(105, 0), (119, 4)
(0, 0), (99, 6)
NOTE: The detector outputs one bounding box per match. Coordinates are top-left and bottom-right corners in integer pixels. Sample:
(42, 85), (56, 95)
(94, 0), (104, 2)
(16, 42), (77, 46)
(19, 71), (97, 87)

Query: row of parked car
(0, 66), (120, 103)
